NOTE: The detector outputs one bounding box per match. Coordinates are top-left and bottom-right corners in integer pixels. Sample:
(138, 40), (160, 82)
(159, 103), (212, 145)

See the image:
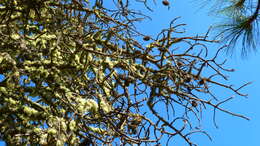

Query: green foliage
(0, 0), (249, 145)
(202, 0), (260, 56)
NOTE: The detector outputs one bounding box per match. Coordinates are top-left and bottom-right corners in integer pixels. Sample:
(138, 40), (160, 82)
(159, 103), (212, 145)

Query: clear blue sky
(1, 1), (259, 146)
(135, 0), (259, 146)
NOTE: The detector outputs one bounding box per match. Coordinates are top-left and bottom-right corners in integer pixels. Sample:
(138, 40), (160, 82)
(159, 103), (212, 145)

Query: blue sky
(127, 0), (259, 145)
(1, 1), (259, 146)
(136, 0), (259, 146)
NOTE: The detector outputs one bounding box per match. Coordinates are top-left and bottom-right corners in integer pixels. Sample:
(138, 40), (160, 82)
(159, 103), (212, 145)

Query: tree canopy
(0, 0), (250, 145)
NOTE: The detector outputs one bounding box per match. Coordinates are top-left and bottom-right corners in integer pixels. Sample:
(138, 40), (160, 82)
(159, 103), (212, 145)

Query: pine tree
(0, 0), (250, 145)
(205, 0), (260, 56)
